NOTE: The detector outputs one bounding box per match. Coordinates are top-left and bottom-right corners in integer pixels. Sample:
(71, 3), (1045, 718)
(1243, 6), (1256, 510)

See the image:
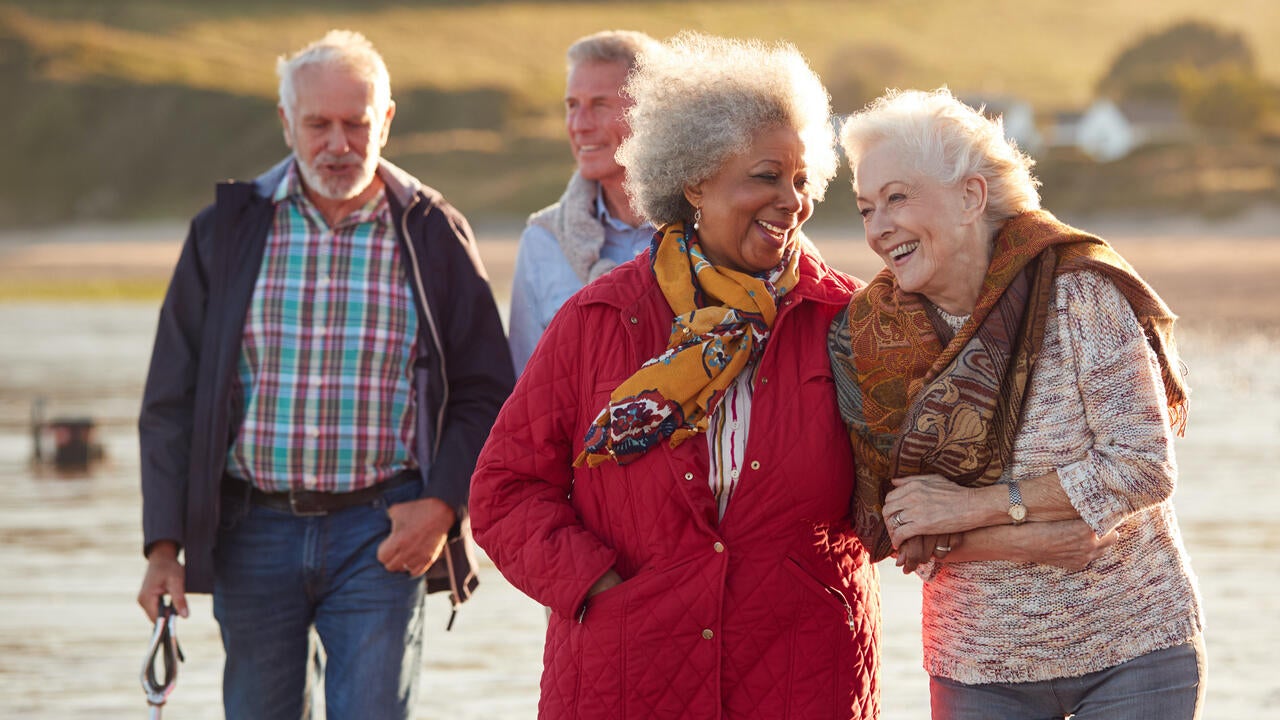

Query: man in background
(136, 29), (512, 718)
(508, 30), (659, 374)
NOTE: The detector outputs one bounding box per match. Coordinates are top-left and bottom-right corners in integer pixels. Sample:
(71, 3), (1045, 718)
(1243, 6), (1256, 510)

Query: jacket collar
(789, 242), (862, 306)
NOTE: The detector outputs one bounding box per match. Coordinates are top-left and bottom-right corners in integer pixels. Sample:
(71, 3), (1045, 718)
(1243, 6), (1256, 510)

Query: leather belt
(222, 471), (419, 516)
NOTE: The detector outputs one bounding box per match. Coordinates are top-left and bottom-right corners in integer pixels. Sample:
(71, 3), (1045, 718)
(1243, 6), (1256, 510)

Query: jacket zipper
(397, 194), (448, 461)
(396, 193), (465, 628)
(825, 586), (857, 631)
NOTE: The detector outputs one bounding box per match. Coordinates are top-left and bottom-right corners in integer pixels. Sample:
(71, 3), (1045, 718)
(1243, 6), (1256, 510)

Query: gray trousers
(929, 635), (1206, 720)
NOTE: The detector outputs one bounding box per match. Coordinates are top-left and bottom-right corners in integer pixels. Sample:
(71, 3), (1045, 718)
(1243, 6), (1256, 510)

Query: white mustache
(313, 152), (362, 166)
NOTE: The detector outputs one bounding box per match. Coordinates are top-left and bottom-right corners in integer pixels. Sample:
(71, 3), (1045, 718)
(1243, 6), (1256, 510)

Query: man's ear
(278, 105), (294, 149)
(961, 174), (987, 224)
(379, 100), (397, 148)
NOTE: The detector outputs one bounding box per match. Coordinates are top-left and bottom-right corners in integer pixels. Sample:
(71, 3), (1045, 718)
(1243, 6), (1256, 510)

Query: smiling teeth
(758, 220), (787, 238)
(890, 241), (919, 259)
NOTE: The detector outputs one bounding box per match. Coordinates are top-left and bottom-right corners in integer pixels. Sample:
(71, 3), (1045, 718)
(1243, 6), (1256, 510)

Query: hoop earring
(693, 207), (702, 230)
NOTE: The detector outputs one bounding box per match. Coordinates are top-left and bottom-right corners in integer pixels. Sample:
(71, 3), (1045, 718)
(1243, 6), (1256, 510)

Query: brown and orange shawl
(829, 210), (1188, 561)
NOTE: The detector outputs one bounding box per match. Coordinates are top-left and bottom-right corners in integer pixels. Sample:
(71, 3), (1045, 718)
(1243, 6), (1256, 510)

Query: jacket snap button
(630, 316), (639, 324)
(684, 472), (694, 481)
(713, 542), (725, 553)
(702, 629), (714, 640)
(749, 460), (760, 470)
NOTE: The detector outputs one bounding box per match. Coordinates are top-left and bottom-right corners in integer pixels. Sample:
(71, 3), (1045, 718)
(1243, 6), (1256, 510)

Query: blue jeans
(930, 636), (1206, 720)
(213, 478), (426, 720)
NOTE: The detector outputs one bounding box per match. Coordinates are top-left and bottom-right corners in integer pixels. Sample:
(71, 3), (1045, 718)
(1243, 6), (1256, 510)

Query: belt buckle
(287, 489), (328, 517)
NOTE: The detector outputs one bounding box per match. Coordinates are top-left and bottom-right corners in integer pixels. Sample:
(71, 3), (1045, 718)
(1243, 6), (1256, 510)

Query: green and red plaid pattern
(227, 163), (419, 493)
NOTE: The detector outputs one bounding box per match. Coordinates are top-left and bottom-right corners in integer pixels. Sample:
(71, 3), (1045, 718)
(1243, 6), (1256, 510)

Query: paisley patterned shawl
(574, 221), (798, 468)
(829, 209), (1189, 560)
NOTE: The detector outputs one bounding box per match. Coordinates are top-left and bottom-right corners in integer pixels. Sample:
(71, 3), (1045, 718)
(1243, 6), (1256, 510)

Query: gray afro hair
(617, 31), (838, 227)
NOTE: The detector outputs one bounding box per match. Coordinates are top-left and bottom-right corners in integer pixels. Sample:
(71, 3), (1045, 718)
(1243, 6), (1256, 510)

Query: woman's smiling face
(685, 125), (814, 274)
(854, 141), (989, 310)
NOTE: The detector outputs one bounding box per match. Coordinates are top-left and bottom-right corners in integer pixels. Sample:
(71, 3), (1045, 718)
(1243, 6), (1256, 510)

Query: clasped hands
(883, 473), (976, 538)
(881, 474), (974, 572)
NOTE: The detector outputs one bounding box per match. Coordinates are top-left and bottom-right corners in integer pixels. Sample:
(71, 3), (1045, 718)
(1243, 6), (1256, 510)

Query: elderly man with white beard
(135, 30), (513, 719)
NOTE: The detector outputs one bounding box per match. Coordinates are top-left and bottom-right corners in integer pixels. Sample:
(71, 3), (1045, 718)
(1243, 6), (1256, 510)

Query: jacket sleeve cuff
(420, 477), (468, 534)
(143, 538), (183, 559)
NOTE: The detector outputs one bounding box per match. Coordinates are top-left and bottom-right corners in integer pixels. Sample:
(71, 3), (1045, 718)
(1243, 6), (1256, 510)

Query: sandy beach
(1, 215), (1277, 718)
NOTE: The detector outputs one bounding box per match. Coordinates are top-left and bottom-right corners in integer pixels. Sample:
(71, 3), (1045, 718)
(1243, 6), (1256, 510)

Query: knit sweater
(921, 269), (1203, 684)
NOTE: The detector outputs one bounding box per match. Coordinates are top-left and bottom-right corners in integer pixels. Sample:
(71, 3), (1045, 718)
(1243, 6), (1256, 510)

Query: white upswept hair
(617, 31), (838, 227)
(277, 30), (392, 123)
(840, 87), (1041, 225)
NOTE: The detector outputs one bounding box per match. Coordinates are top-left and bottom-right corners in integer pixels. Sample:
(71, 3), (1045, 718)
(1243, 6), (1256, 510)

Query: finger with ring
(892, 511), (906, 528)
(934, 544), (952, 553)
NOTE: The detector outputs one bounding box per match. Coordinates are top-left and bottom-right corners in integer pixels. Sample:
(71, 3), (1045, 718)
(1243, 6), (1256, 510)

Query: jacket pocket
(567, 572), (633, 718)
(784, 555), (856, 632)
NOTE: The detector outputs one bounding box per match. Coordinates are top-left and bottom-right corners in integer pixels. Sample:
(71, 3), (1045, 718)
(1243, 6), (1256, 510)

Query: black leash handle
(141, 599), (184, 712)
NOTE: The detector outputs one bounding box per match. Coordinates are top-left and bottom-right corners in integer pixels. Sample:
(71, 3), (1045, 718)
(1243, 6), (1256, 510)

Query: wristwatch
(1007, 480), (1027, 525)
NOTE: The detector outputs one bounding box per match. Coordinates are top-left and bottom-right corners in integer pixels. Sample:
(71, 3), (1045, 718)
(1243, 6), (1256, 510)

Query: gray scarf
(527, 171), (618, 283)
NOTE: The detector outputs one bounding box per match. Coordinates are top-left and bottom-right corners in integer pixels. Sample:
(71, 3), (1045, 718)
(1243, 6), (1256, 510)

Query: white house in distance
(1050, 98), (1191, 161)
(961, 94), (1044, 155)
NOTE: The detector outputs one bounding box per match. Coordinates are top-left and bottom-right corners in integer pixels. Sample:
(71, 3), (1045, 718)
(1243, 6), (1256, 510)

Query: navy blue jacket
(139, 157), (515, 595)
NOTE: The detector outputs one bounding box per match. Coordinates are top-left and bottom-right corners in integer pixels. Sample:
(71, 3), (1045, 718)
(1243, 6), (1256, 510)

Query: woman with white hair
(472, 32), (879, 718)
(829, 88), (1205, 719)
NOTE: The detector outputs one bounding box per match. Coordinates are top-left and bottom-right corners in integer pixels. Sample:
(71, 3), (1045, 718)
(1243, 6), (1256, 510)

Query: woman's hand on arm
(882, 471), (1082, 548)
(940, 520), (1116, 571)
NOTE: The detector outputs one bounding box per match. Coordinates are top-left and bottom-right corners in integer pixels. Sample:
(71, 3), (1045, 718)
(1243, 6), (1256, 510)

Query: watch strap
(1007, 480), (1027, 524)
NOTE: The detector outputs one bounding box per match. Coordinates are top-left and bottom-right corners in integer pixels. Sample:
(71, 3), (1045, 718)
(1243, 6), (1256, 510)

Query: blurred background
(1, 1), (1277, 718)
(2, 0), (1279, 237)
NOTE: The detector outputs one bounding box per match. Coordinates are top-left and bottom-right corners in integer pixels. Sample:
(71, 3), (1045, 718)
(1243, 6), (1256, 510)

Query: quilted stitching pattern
(472, 255), (879, 718)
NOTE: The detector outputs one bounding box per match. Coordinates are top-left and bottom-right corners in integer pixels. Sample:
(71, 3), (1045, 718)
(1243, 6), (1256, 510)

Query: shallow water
(0, 302), (1276, 718)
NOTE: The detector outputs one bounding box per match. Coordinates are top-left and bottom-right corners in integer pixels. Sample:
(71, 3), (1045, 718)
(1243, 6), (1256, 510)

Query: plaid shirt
(227, 163), (419, 493)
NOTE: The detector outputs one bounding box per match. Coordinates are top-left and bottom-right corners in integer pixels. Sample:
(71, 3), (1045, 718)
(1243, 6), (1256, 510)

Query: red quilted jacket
(471, 248), (880, 719)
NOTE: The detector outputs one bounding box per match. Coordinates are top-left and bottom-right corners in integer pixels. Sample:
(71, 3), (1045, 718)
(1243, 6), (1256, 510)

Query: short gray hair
(277, 30), (392, 123)
(567, 30), (658, 73)
(840, 87), (1041, 225)
(617, 31), (838, 227)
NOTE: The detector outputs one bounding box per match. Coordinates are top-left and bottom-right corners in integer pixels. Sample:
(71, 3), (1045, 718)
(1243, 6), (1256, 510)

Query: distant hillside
(3, 0), (1279, 227)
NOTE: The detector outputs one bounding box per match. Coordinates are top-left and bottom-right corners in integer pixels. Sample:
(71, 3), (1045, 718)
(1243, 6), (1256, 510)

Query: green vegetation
(0, 277), (169, 302)
(1097, 19), (1275, 134)
(3, 0), (1280, 227)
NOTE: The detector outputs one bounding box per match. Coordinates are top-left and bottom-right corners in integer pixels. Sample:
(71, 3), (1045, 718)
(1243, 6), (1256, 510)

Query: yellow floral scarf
(574, 221), (798, 468)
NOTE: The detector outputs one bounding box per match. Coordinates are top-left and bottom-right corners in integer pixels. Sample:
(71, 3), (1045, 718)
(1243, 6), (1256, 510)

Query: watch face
(1010, 504), (1027, 523)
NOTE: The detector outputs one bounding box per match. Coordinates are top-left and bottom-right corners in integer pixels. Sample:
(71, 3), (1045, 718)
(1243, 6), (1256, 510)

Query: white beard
(297, 151), (379, 201)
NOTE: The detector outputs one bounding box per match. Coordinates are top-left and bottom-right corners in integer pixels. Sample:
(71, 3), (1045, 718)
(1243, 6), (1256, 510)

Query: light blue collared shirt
(508, 185), (653, 375)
